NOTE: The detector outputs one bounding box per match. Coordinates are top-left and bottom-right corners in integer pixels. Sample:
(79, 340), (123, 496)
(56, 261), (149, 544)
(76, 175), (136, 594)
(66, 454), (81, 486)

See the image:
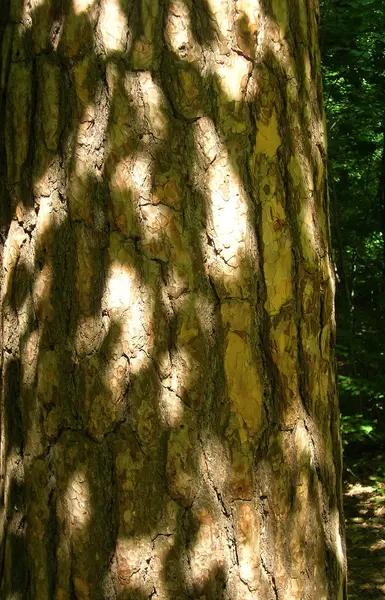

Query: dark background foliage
(320, 1), (385, 597)
(321, 0), (385, 450)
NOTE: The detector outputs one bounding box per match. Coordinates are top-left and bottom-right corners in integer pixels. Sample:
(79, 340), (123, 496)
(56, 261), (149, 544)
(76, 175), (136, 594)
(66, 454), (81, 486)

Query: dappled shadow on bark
(0, 0), (346, 598)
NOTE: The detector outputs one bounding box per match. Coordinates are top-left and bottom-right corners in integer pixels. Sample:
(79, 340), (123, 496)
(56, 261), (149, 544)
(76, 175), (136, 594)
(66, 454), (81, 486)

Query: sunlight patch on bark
(106, 262), (135, 311)
(131, 153), (153, 200)
(215, 53), (250, 102)
(235, 502), (261, 591)
(166, 0), (196, 61)
(63, 470), (90, 530)
(193, 115), (260, 298)
(103, 231), (156, 372)
(73, 0), (95, 15)
(21, 329), (40, 387)
(116, 536), (153, 595)
(20, 0), (33, 24)
(207, 0), (230, 39)
(105, 258), (154, 365)
(236, 0), (260, 29)
(33, 261), (53, 320)
(159, 386), (184, 427)
(332, 506), (346, 570)
(140, 203), (177, 262)
(99, 0), (130, 53)
(195, 118), (250, 270)
(189, 509), (227, 592)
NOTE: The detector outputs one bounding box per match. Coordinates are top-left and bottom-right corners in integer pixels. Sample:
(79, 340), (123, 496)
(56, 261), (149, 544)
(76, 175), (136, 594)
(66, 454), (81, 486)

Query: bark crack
(261, 555), (279, 600)
(198, 433), (240, 568)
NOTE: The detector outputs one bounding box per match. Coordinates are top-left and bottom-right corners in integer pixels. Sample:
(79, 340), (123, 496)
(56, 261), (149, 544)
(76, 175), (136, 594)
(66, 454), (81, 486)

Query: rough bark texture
(0, 1), (347, 598)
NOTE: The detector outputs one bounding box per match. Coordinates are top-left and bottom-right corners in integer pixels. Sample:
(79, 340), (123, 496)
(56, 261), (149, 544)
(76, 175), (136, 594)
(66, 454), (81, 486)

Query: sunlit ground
(344, 452), (385, 599)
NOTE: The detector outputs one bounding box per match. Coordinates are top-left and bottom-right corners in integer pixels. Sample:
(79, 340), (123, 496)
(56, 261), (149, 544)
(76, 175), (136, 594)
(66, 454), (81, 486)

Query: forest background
(320, 0), (385, 597)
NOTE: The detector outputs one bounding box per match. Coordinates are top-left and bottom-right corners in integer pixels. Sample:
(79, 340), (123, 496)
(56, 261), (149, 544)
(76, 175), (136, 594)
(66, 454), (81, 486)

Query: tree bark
(379, 115), (385, 290)
(329, 165), (351, 313)
(0, 1), (346, 599)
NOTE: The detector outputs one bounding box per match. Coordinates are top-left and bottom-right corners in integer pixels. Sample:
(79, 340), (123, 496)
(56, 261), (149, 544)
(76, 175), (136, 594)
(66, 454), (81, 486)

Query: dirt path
(344, 454), (385, 599)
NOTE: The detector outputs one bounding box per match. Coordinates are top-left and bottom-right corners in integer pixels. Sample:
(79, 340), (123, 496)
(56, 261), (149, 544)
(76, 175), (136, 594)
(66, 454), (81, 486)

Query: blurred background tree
(321, 0), (385, 451)
(320, 3), (385, 597)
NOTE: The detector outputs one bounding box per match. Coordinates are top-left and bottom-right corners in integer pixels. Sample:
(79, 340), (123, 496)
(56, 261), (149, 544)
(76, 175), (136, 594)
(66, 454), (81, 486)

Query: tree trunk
(329, 166), (351, 314)
(0, 1), (346, 599)
(379, 116), (385, 290)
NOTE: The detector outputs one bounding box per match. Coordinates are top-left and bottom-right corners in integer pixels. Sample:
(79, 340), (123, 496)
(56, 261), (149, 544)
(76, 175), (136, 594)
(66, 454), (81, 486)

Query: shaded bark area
(0, 1), (346, 599)
(379, 116), (385, 290)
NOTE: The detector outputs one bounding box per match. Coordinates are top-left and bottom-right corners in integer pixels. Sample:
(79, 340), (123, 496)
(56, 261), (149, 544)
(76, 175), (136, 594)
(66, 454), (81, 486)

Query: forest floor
(344, 449), (385, 599)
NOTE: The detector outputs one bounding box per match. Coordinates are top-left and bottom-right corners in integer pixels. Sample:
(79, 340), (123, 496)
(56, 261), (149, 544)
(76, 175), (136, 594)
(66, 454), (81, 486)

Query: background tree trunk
(0, 1), (346, 598)
(379, 116), (385, 290)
